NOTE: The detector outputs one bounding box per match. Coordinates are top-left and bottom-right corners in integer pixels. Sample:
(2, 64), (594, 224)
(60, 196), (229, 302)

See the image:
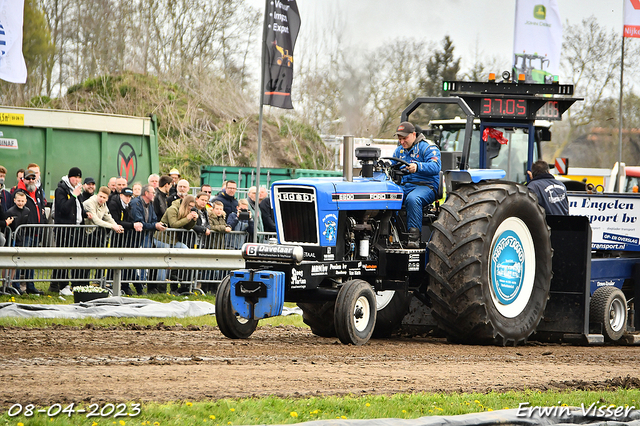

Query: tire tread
(427, 181), (552, 345)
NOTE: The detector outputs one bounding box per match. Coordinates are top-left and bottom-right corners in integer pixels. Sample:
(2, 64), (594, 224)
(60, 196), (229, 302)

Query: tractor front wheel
(334, 280), (377, 345)
(215, 276), (258, 339)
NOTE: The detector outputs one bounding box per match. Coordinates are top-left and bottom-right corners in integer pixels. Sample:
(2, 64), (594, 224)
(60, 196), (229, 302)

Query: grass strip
(1, 389), (638, 425)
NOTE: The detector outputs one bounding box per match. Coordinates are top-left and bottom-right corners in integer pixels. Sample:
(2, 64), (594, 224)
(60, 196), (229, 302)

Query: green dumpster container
(292, 168), (343, 179)
(0, 106), (159, 202)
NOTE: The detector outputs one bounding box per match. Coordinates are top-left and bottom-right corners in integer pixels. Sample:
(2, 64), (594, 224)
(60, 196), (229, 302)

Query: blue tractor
(216, 78), (639, 346)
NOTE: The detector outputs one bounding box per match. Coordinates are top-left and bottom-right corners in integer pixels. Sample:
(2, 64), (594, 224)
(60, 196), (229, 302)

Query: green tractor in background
(513, 53), (554, 84)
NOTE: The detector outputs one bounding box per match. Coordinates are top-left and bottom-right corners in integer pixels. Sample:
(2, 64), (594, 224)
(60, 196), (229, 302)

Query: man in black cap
(79, 177), (96, 204)
(108, 187), (145, 295)
(11, 168), (47, 294)
(15, 169), (47, 227)
(51, 167), (85, 293)
(392, 121), (441, 248)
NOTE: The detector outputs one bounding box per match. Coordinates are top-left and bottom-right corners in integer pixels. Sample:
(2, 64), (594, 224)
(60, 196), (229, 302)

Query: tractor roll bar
(400, 97), (475, 171)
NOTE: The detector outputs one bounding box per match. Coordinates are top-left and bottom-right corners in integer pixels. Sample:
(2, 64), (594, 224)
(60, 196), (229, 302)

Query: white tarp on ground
(271, 408), (640, 426)
(0, 296), (302, 319)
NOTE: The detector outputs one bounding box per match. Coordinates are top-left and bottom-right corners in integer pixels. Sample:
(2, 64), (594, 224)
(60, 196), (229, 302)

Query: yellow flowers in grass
(185, 402), (192, 407)
(290, 411), (298, 418)
(209, 415), (215, 420)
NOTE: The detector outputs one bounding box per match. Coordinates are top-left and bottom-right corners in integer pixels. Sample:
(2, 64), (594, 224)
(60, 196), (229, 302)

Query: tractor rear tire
(590, 286), (627, 342)
(427, 181), (552, 345)
(298, 302), (337, 338)
(215, 276), (258, 339)
(372, 290), (412, 338)
(334, 280), (377, 345)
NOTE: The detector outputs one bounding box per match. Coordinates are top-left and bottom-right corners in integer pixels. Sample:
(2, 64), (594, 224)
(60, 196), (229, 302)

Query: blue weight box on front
(230, 270), (285, 319)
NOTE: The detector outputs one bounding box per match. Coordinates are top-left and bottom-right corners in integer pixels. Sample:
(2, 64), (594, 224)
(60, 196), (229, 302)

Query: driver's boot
(407, 227), (420, 249)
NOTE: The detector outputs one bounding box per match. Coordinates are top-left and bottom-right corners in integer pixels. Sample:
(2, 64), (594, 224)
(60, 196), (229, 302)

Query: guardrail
(1, 224), (276, 296)
(0, 247), (244, 296)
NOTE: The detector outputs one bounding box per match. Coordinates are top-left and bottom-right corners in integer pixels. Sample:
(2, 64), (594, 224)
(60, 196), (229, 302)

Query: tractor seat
(422, 171), (444, 222)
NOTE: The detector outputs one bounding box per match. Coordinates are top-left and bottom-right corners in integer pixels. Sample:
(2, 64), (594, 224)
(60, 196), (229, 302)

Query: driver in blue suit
(392, 121), (441, 248)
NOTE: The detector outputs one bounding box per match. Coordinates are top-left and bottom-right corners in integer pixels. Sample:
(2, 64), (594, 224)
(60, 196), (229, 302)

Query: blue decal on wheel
(491, 230), (525, 305)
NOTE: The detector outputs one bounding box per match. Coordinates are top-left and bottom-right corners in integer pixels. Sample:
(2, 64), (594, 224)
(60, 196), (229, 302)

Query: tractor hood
(271, 174), (404, 211)
(270, 174), (404, 247)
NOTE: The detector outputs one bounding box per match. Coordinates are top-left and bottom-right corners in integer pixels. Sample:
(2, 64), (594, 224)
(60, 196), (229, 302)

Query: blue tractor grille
(274, 186), (318, 244)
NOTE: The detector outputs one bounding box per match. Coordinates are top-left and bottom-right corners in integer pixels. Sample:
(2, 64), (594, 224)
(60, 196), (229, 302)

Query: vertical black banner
(262, 0), (300, 109)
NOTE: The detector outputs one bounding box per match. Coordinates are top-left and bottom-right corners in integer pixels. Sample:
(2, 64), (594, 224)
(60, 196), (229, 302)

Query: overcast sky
(248, 0), (624, 78)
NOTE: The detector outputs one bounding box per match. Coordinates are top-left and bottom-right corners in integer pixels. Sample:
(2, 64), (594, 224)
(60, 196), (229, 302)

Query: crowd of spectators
(0, 164), (276, 296)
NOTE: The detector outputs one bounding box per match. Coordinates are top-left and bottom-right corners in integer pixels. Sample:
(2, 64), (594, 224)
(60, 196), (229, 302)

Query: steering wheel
(380, 157), (411, 184)
(381, 157), (411, 172)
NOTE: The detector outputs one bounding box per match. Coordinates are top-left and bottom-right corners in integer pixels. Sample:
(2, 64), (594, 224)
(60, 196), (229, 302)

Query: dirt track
(1, 324), (639, 407)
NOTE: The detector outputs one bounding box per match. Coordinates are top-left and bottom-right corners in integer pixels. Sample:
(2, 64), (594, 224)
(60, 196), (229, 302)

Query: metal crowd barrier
(1, 224), (276, 296)
(0, 227), (11, 248)
(0, 247), (244, 296)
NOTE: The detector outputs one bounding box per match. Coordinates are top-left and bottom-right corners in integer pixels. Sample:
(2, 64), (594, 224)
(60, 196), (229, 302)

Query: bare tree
(31, 0), (259, 98)
(362, 38), (431, 137)
(553, 17), (640, 160)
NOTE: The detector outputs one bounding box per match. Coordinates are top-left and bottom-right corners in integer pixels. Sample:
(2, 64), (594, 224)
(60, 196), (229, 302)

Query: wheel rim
(488, 217), (536, 318)
(609, 297), (626, 332)
(353, 295), (371, 333)
(375, 290), (395, 311)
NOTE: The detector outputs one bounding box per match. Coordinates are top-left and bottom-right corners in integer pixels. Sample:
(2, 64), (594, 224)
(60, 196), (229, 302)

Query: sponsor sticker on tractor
(491, 230), (526, 305)
(322, 214), (337, 242)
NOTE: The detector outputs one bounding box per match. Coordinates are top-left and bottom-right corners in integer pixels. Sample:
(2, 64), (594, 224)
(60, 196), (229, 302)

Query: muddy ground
(1, 324), (639, 408)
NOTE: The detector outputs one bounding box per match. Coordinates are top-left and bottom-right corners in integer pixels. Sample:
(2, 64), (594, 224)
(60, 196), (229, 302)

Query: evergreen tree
(415, 35), (461, 122)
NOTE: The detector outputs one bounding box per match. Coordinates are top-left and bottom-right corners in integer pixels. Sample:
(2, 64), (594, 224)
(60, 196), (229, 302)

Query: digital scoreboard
(442, 80), (579, 121)
(479, 97), (527, 119)
(478, 98), (561, 120)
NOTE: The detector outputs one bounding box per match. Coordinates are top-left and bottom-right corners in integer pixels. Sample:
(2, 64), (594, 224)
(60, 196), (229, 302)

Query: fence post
(112, 269), (122, 296)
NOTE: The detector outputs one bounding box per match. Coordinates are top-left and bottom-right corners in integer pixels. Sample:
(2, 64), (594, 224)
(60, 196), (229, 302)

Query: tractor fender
(445, 169), (507, 191)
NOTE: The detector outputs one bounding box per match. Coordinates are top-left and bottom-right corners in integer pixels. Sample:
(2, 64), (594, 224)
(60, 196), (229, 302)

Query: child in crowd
(6, 191), (42, 294)
(201, 200), (232, 290)
(132, 182), (142, 198)
(210, 200), (231, 235)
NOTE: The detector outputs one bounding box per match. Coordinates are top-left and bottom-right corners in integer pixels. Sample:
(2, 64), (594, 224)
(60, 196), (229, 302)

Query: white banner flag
(624, 0), (640, 38)
(0, 0), (27, 84)
(513, 0), (562, 84)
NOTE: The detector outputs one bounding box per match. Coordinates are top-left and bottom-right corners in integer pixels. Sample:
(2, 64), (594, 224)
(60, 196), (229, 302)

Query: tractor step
(620, 333), (640, 345)
(385, 248), (425, 254)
